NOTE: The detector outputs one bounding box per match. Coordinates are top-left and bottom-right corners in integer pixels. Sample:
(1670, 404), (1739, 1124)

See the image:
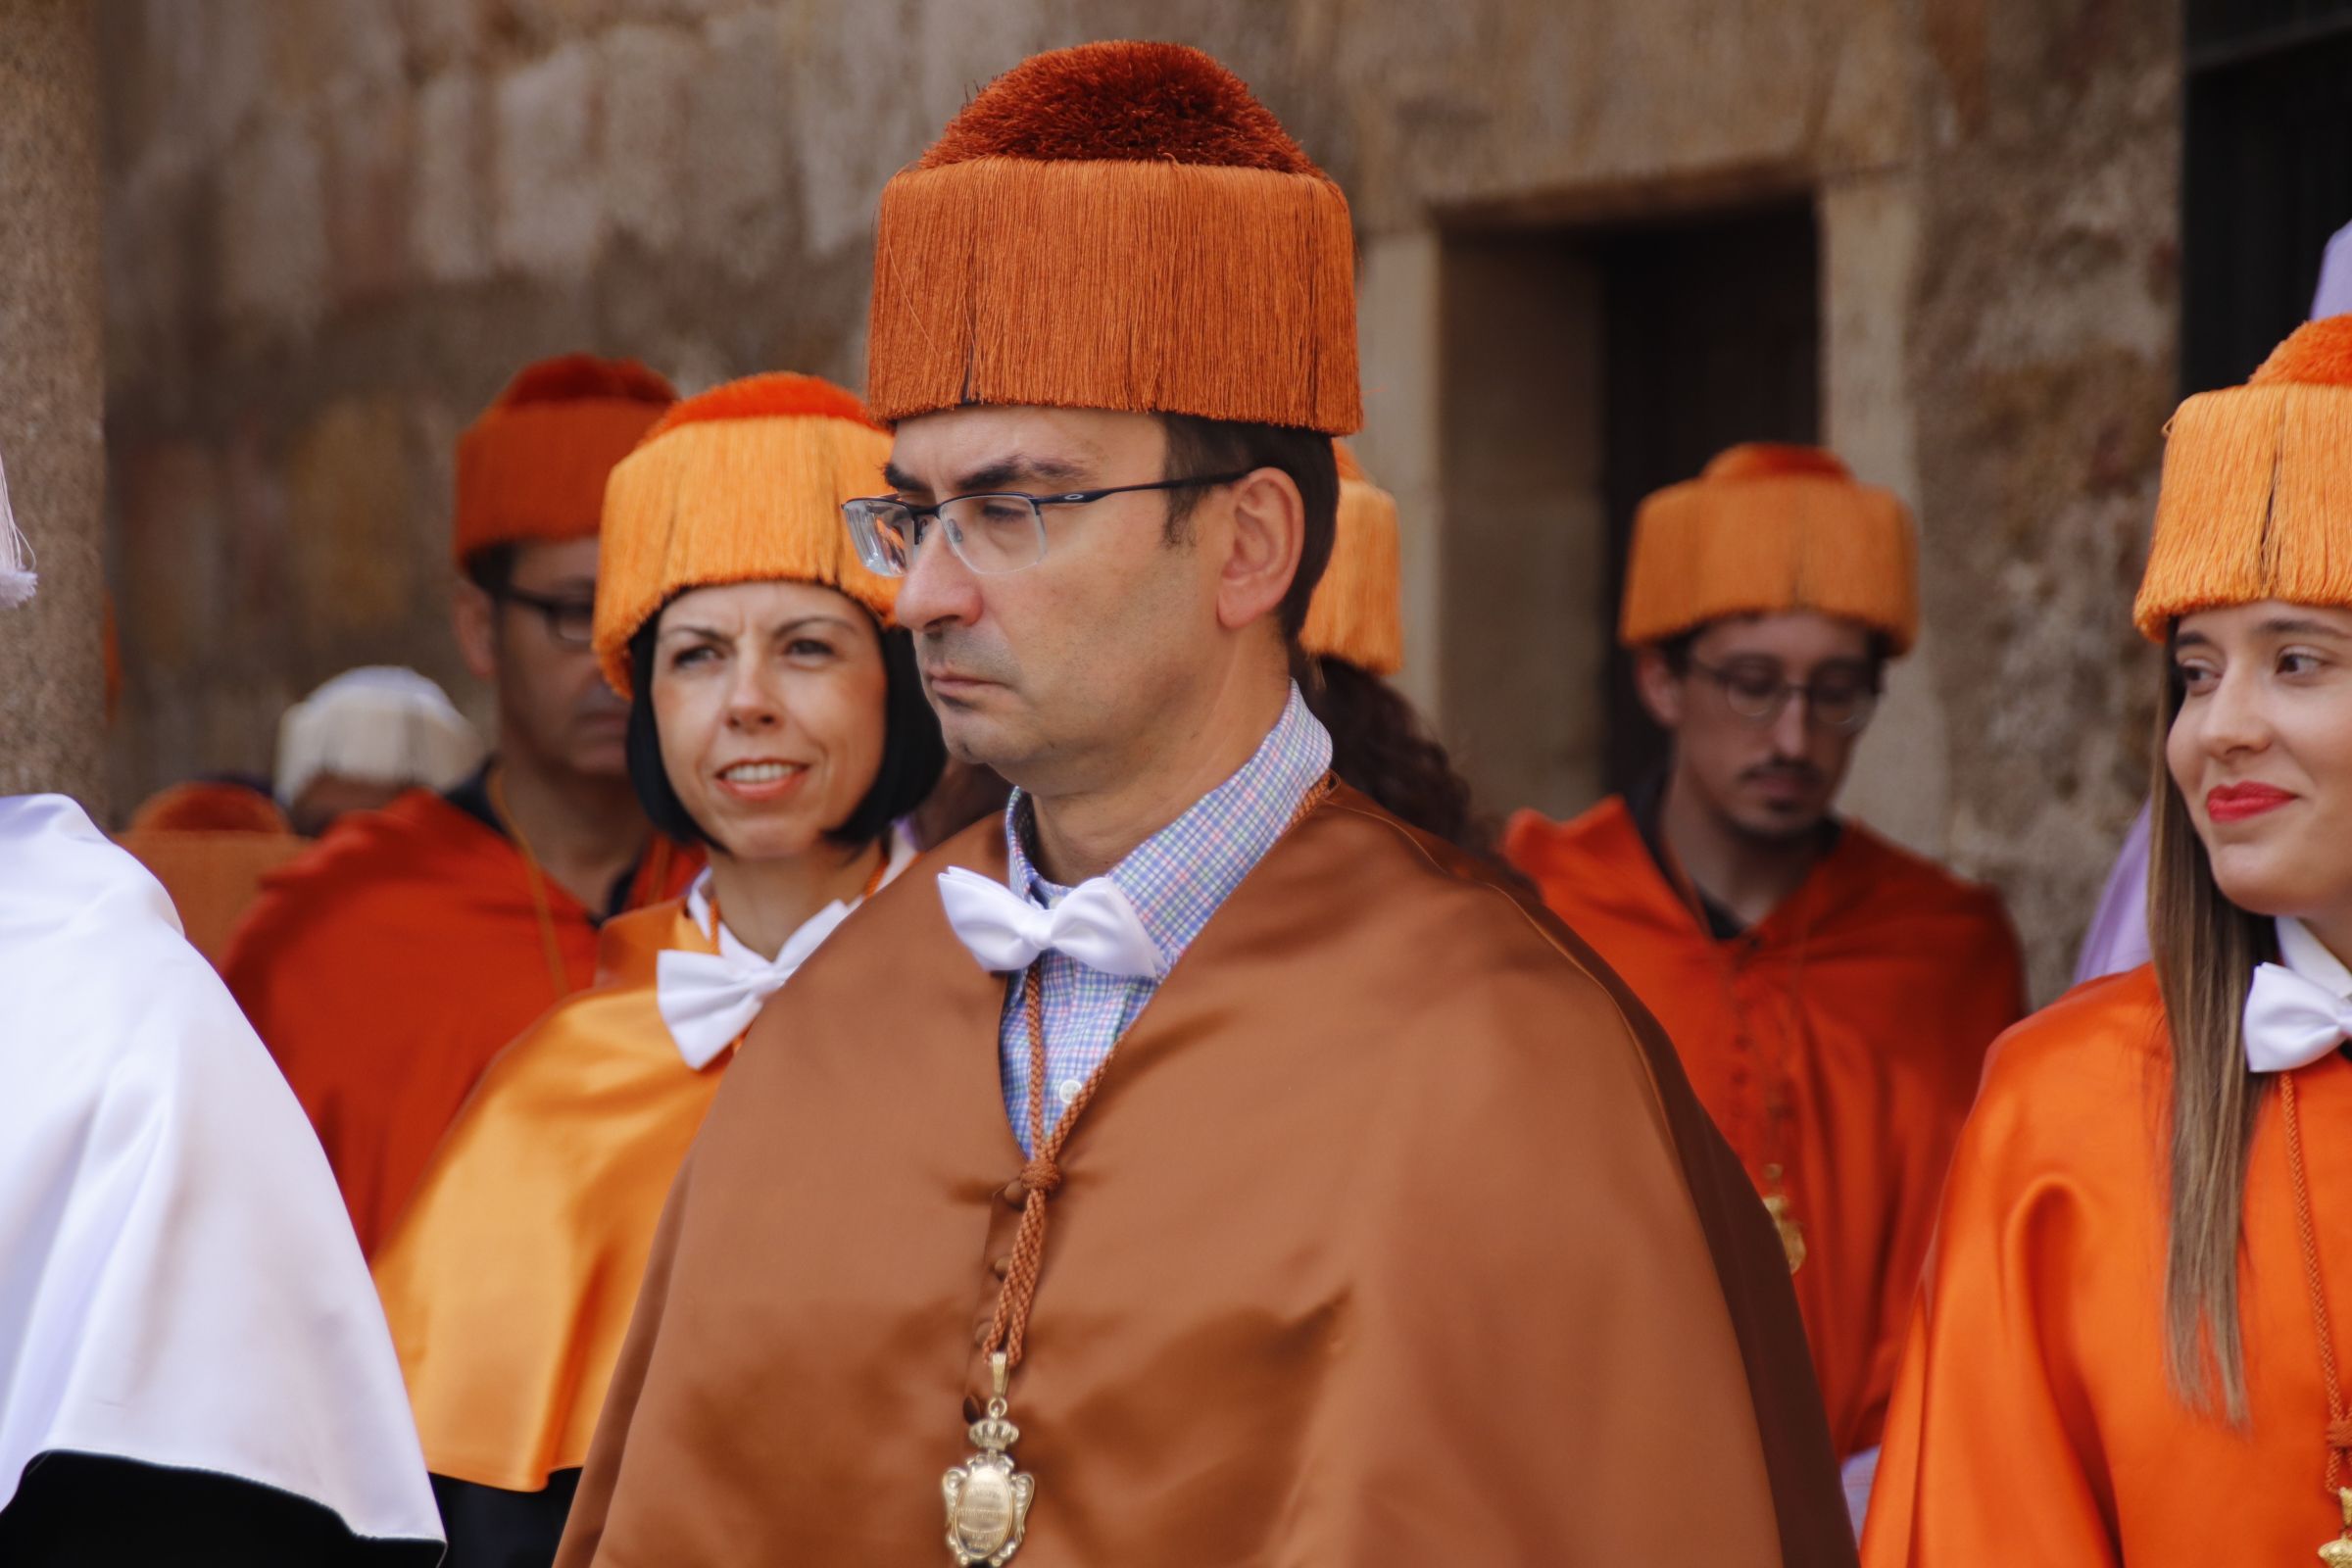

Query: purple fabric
(2074, 803), (2152, 985)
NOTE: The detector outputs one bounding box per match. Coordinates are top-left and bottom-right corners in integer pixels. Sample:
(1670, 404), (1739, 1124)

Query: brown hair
(2148, 639), (2275, 1420)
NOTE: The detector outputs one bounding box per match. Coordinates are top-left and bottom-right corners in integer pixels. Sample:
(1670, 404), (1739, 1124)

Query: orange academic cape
(1504, 798), (2025, 1457)
(555, 787), (1854, 1567)
(370, 898), (719, 1492)
(117, 827), (309, 965)
(1864, 966), (2352, 1564)
(221, 789), (695, 1255)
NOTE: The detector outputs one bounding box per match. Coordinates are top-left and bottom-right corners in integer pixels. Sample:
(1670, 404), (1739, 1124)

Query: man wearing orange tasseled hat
(1504, 443), (2027, 1497)
(223, 356), (701, 1257)
(557, 43), (1850, 1568)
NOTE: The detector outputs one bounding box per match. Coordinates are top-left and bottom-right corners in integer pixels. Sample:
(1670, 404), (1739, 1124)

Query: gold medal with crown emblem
(943, 1353), (1036, 1566)
(2320, 1488), (2352, 1566)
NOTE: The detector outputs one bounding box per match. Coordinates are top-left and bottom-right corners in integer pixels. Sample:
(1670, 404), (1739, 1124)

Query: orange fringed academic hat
(1618, 442), (1919, 655)
(866, 40), (1360, 434)
(1300, 442), (1403, 675)
(592, 371), (899, 697)
(2133, 314), (2352, 640)
(452, 353), (676, 568)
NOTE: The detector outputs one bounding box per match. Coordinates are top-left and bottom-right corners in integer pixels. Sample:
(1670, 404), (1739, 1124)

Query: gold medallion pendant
(1762, 1164), (1806, 1274)
(2320, 1488), (2352, 1566)
(944, 1354), (1036, 1566)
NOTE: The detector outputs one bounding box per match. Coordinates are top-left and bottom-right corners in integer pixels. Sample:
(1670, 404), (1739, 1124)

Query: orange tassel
(2134, 317), (2352, 639)
(1302, 444), (1403, 675)
(453, 356), (675, 567)
(1618, 444), (1917, 652)
(592, 376), (897, 696)
(868, 156), (1359, 435)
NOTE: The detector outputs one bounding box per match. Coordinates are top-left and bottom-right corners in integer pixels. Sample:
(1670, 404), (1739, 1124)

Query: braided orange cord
(980, 775), (1337, 1375)
(2280, 1072), (2352, 1493)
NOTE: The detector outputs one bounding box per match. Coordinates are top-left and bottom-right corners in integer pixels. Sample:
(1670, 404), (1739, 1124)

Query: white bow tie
(937, 866), (1162, 979)
(658, 900), (856, 1069)
(2244, 960), (2352, 1074)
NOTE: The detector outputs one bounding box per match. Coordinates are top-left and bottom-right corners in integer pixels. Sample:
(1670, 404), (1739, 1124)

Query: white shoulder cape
(0, 794), (442, 1547)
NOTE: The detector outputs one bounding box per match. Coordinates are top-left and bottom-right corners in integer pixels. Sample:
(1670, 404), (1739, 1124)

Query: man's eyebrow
(883, 453), (1092, 499)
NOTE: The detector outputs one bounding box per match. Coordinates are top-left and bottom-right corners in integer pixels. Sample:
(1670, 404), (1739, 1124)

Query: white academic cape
(0, 793), (443, 1548)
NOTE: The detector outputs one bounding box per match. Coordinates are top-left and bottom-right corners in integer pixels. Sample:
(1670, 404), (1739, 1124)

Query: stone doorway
(1435, 198), (1821, 823)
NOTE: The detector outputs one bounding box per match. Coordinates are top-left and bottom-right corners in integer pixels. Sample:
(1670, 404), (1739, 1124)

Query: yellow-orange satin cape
(1863, 965), (2352, 1564)
(370, 896), (719, 1491)
(1505, 796), (2026, 1458)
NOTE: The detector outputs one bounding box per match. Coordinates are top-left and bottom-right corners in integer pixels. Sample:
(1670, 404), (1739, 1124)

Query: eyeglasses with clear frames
(1690, 659), (1879, 734)
(843, 471), (1253, 578)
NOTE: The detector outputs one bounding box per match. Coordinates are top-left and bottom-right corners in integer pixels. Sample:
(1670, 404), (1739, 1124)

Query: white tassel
(0, 446), (34, 610)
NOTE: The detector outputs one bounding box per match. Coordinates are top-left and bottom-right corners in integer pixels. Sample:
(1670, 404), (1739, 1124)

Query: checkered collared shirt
(997, 684), (1334, 1152)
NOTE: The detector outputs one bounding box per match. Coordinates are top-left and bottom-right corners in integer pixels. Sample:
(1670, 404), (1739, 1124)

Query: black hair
(623, 599), (946, 856)
(1156, 414), (1339, 643)
(462, 543), (517, 596)
(1304, 654), (1494, 855)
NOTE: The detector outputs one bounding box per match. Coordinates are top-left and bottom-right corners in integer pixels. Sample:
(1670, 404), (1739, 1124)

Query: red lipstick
(2205, 782), (2295, 822)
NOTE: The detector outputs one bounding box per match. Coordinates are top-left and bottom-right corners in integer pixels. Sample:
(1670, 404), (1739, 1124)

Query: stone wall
(98, 0), (2180, 999)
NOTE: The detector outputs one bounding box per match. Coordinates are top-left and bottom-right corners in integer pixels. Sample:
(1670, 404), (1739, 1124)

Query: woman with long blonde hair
(1864, 315), (2352, 1563)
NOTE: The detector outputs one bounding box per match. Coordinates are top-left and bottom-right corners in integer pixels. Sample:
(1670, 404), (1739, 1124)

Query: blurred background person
(275, 666), (482, 837)
(115, 776), (304, 965)
(223, 355), (699, 1257)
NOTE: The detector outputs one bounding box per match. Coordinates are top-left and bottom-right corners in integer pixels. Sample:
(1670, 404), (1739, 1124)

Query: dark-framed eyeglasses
(1690, 660), (1879, 734)
(842, 471), (1253, 578)
(494, 584), (596, 648)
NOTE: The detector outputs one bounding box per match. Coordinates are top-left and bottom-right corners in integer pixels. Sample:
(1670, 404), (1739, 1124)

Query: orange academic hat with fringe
(1300, 443), (1404, 676)
(453, 354), (677, 568)
(592, 372), (899, 698)
(1618, 443), (1919, 654)
(867, 41), (1360, 435)
(2133, 314), (2352, 641)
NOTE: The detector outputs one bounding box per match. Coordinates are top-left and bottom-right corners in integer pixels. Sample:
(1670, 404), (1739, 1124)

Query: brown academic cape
(556, 787), (1852, 1567)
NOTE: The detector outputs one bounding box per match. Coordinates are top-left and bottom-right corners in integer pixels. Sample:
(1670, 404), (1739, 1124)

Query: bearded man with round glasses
(556, 41), (1852, 1568)
(1506, 443), (2027, 1518)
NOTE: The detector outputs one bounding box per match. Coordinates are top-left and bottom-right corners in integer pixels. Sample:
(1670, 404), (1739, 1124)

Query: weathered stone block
(601, 22), (694, 251)
(284, 398), (421, 643)
(324, 87), (416, 306)
(494, 41), (606, 279)
(414, 70), (491, 283)
(215, 115), (328, 332)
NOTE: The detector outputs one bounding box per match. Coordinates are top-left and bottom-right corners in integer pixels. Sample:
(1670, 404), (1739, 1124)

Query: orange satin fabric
(1504, 797), (2025, 1456)
(556, 789), (1856, 1568)
(221, 789), (697, 1254)
(372, 898), (718, 1491)
(118, 828), (308, 965)
(1863, 965), (2352, 1565)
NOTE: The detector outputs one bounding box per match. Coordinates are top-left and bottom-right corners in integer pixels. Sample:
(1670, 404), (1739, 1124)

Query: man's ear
(1213, 466), (1305, 634)
(1633, 646), (1685, 730)
(453, 581), (499, 683)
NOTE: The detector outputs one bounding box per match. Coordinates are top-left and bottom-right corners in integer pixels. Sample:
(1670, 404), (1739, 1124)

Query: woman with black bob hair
(369, 373), (944, 1568)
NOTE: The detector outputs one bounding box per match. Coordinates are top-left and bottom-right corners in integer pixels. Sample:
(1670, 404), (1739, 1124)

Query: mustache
(1740, 760), (1826, 788)
(918, 628), (1018, 686)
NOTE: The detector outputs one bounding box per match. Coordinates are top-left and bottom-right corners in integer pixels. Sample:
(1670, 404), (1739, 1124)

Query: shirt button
(1002, 1179), (1027, 1207)
(991, 1255), (1011, 1279)
(1055, 1077), (1084, 1105)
